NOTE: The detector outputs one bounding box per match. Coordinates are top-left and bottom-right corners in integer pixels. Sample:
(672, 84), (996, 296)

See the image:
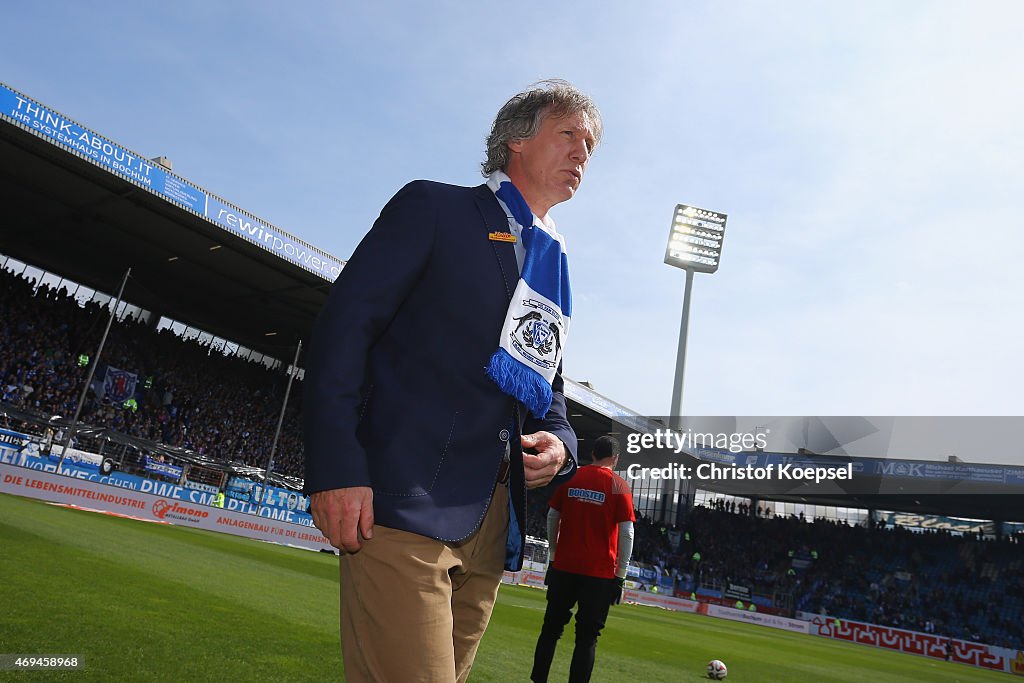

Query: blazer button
(498, 429), (510, 442)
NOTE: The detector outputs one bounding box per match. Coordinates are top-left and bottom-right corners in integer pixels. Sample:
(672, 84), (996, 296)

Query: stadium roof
(685, 460), (1024, 523)
(1, 83), (336, 360)
(617, 417), (1024, 522)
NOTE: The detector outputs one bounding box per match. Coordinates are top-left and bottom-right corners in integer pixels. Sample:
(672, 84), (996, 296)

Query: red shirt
(549, 465), (635, 579)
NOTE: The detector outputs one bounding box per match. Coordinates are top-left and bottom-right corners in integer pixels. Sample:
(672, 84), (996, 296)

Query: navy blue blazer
(303, 180), (578, 568)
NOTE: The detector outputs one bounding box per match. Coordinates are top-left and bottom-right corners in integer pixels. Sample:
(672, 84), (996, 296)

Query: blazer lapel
(474, 184), (518, 302)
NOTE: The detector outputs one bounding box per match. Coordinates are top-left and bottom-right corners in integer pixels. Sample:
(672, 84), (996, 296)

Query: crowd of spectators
(0, 267), (305, 477)
(6, 265), (1023, 650)
(531, 497), (1023, 649)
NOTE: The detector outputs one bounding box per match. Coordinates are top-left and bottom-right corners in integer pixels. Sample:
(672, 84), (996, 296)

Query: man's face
(506, 109), (596, 216)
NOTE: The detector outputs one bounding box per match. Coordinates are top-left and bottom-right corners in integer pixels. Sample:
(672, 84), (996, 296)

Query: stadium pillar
(675, 482), (695, 527)
(145, 309), (163, 333)
(256, 339), (302, 513)
(57, 267), (131, 470)
(656, 479), (665, 522)
(659, 477), (679, 524)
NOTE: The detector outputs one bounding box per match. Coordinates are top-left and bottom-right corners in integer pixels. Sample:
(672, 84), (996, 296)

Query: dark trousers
(531, 568), (614, 683)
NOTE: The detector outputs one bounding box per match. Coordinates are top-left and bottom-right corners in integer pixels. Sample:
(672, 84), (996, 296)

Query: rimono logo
(151, 499), (208, 520)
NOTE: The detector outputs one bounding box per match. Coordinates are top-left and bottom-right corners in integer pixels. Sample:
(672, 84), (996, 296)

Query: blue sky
(4, 2), (1023, 432)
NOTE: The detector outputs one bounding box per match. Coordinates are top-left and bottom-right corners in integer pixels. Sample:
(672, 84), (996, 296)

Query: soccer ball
(706, 659), (728, 679)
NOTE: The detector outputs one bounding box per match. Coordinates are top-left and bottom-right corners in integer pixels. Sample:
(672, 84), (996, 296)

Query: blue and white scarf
(485, 171), (572, 418)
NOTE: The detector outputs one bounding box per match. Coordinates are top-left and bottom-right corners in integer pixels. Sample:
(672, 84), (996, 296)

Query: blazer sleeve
(303, 181), (437, 495)
(523, 363), (578, 485)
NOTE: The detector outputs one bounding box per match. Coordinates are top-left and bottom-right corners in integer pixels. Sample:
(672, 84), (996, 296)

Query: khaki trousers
(339, 482), (509, 682)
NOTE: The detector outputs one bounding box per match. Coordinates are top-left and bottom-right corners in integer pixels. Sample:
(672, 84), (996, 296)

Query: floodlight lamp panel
(665, 203), (728, 274)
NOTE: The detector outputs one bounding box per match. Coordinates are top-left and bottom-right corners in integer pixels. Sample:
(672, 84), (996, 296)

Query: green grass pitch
(0, 492), (1009, 682)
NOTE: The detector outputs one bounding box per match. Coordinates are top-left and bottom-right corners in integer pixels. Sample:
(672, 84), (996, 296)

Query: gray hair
(482, 79), (603, 176)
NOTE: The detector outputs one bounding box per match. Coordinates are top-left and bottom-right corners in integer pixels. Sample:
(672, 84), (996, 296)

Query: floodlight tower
(664, 204), (728, 424)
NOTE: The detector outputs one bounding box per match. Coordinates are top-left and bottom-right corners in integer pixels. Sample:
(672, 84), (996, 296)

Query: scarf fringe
(486, 348), (553, 418)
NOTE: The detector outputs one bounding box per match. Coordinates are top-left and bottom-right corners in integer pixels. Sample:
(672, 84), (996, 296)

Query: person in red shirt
(531, 435), (635, 683)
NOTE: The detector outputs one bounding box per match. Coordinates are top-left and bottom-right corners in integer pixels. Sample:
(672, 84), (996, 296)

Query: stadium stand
(525, 496), (1023, 649)
(5, 81), (1023, 675)
(5, 261), (1022, 651)
(0, 266), (305, 478)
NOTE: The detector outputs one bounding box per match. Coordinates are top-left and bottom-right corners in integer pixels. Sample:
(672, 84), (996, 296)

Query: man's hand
(309, 486), (374, 553)
(521, 431), (567, 489)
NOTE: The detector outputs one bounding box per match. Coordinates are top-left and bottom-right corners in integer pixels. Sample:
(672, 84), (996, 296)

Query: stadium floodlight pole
(664, 205), (727, 428)
(256, 339), (302, 514)
(57, 267), (131, 471)
(668, 269), (695, 431)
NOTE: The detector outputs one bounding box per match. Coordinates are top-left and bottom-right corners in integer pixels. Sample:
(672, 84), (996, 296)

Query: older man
(304, 79), (601, 682)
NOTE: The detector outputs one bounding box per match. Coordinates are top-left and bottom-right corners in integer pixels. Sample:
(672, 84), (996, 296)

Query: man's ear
(507, 138), (523, 153)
